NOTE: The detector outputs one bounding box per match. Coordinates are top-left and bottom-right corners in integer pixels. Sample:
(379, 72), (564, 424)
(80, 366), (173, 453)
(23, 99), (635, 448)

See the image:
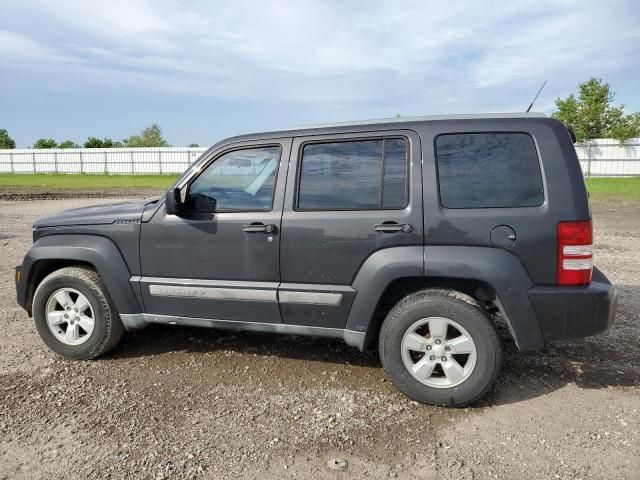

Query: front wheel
(32, 267), (124, 360)
(379, 289), (502, 406)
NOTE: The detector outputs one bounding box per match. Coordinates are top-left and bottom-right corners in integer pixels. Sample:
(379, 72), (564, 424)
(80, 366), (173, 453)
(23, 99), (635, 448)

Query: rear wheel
(379, 289), (501, 406)
(32, 267), (124, 359)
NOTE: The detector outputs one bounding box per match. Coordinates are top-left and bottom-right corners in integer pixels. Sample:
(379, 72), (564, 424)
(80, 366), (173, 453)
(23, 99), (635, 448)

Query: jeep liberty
(16, 113), (617, 406)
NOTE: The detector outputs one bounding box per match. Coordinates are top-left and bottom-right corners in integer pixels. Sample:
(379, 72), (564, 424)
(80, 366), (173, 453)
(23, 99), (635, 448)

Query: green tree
(188, 143), (200, 147)
(84, 137), (123, 148)
(59, 140), (80, 148)
(33, 138), (58, 149)
(552, 78), (640, 143)
(124, 123), (170, 147)
(84, 137), (104, 148)
(103, 138), (124, 148)
(0, 129), (16, 149)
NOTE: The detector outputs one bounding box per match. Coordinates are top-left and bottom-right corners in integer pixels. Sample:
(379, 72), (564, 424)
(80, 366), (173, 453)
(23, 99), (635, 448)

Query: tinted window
(297, 138), (408, 210)
(382, 138), (408, 208)
(436, 133), (544, 208)
(189, 146), (281, 211)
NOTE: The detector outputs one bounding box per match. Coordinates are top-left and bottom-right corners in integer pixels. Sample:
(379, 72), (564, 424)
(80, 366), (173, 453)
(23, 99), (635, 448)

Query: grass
(0, 173), (179, 190)
(585, 177), (640, 201)
(0, 174), (639, 201)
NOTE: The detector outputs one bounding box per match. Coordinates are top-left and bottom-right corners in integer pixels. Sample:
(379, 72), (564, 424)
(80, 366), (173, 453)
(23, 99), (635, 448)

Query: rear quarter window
(435, 132), (544, 208)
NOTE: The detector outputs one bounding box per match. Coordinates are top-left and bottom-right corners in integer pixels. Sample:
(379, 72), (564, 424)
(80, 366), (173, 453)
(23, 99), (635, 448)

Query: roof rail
(287, 112), (546, 130)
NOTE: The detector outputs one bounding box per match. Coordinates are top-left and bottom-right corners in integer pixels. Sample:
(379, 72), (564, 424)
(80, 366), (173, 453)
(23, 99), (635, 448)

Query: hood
(34, 200), (152, 228)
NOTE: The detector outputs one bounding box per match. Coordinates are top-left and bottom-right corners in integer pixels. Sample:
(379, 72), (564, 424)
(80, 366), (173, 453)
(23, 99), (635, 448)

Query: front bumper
(527, 267), (617, 342)
(15, 265), (29, 313)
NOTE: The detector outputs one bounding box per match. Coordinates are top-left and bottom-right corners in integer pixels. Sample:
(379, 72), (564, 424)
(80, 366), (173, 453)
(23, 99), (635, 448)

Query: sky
(1, 0), (639, 148)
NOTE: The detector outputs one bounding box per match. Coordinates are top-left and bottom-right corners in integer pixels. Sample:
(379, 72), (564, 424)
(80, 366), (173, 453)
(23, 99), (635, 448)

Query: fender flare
(423, 246), (544, 351)
(346, 246), (424, 341)
(346, 245), (544, 351)
(18, 234), (141, 315)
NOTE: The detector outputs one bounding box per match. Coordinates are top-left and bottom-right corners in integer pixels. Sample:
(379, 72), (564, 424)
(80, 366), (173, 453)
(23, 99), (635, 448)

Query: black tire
(379, 289), (502, 406)
(32, 266), (124, 360)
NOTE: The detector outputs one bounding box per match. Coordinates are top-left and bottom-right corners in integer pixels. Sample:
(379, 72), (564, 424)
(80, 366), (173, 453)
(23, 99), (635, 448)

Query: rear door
(278, 130), (423, 328)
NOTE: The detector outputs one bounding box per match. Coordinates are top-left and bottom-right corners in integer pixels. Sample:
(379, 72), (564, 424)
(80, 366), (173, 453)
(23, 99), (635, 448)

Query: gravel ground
(0, 197), (638, 480)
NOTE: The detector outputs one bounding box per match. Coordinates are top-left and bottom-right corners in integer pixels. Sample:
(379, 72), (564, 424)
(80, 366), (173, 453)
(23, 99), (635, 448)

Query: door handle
(242, 223), (276, 234)
(374, 223), (413, 233)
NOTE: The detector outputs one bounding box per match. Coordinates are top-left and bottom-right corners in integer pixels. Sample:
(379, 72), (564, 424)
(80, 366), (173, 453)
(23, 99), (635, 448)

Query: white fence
(574, 138), (640, 177)
(0, 139), (639, 176)
(0, 147), (207, 175)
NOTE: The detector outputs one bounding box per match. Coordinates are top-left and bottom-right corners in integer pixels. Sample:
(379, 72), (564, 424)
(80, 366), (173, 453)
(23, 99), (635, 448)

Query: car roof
(210, 112), (547, 150)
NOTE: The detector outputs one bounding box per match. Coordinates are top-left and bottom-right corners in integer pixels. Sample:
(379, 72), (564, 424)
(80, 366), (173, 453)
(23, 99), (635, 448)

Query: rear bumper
(527, 267), (617, 343)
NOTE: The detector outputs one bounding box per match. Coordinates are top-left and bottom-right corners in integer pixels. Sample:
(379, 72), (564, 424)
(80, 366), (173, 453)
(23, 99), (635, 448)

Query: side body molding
(424, 246), (545, 351)
(18, 235), (141, 315)
(346, 246), (424, 338)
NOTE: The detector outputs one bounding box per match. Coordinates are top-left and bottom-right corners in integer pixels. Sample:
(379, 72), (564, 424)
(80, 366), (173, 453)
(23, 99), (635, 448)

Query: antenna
(526, 80), (547, 112)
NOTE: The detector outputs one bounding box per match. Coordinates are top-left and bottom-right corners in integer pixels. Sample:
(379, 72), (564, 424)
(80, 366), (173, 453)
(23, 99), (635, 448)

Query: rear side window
(297, 138), (408, 210)
(435, 133), (544, 208)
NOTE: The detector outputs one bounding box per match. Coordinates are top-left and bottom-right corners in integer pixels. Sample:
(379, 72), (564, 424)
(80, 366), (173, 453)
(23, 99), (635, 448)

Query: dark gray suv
(15, 113), (617, 406)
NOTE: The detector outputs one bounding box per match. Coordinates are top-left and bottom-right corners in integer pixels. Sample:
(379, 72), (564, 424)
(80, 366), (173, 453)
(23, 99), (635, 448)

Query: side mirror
(188, 193), (217, 213)
(165, 187), (183, 215)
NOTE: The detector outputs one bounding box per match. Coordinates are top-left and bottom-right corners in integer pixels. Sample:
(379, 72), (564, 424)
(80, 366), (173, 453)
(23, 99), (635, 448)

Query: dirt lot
(0, 196), (638, 480)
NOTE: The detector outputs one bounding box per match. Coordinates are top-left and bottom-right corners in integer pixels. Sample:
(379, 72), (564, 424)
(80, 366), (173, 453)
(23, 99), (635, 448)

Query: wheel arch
(347, 245), (545, 352)
(19, 235), (141, 316)
(360, 276), (505, 351)
(26, 258), (94, 314)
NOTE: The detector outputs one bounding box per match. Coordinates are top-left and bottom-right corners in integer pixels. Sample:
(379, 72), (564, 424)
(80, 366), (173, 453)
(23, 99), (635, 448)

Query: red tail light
(557, 220), (593, 285)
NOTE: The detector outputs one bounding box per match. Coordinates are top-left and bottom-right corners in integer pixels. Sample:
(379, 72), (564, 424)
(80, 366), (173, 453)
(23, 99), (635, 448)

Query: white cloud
(0, 30), (77, 64)
(469, 3), (640, 88)
(1, 0), (638, 123)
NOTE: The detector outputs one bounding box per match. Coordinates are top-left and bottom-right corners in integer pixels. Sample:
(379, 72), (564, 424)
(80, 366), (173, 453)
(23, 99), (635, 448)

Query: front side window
(297, 138), (408, 210)
(188, 146), (281, 211)
(435, 132), (544, 208)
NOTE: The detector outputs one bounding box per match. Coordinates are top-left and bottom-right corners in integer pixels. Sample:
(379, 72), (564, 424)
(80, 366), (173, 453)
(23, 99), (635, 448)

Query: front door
(138, 139), (291, 323)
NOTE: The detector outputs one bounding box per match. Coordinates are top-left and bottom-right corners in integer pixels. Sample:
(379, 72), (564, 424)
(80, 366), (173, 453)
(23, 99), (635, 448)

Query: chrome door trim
(133, 277), (352, 306)
(278, 291), (342, 306)
(149, 285), (277, 302)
